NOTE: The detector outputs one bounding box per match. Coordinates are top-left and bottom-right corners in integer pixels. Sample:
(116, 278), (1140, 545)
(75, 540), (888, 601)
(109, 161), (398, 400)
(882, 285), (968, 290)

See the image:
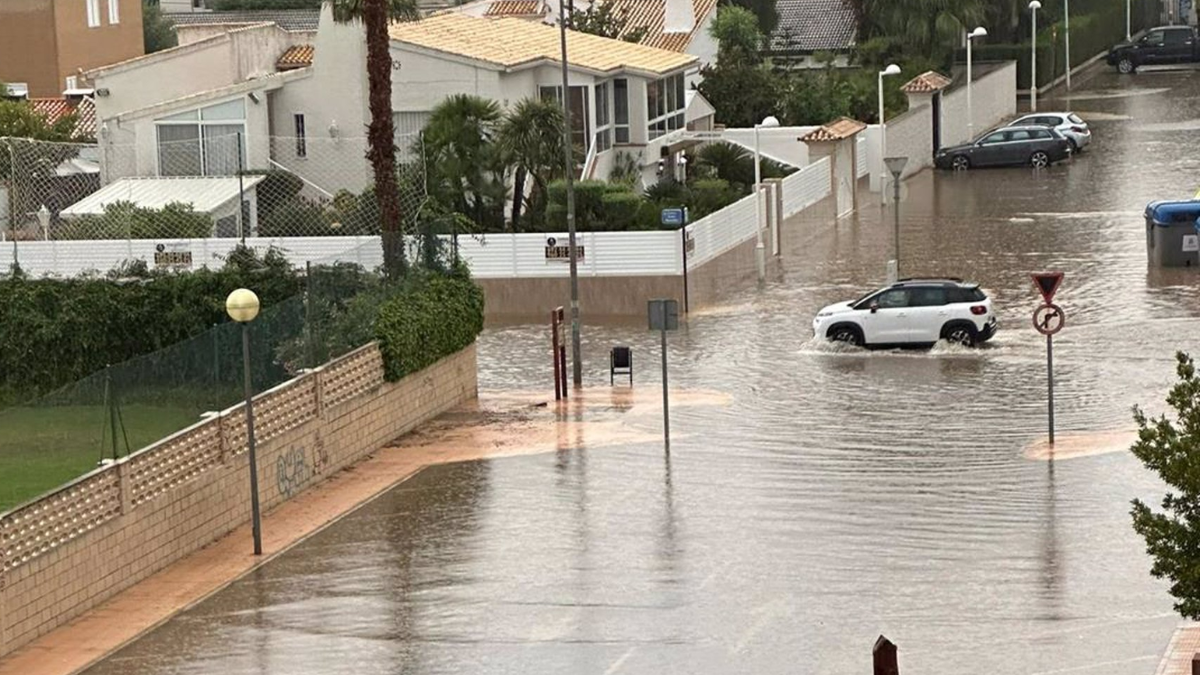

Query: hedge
(374, 269), (484, 382)
(57, 201), (213, 240)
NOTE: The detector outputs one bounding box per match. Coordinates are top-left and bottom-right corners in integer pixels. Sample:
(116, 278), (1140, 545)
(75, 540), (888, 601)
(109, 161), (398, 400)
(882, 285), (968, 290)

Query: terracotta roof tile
(800, 116), (866, 142)
(276, 44), (314, 70)
(901, 70), (953, 93)
(28, 97), (96, 140)
(389, 13), (696, 75)
(603, 0), (718, 53)
(485, 0), (542, 16)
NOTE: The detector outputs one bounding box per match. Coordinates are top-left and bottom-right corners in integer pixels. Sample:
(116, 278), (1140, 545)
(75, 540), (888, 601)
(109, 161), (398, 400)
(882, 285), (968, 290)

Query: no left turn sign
(1033, 303), (1065, 336)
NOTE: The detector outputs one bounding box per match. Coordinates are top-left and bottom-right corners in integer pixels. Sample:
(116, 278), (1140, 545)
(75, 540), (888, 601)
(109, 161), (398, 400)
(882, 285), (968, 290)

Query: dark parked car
(934, 126), (1071, 171)
(1107, 26), (1200, 73)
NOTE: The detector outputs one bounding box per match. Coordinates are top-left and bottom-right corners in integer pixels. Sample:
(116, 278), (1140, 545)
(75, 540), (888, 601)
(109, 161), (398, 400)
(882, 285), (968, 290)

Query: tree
(720, 0), (777, 37)
(854, 0), (985, 63)
(214, 0), (320, 8)
(497, 98), (565, 231)
(569, 3), (648, 43)
(143, 0), (178, 54)
(1131, 352), (1200, 620)
(0, 101), (77, 141)
(709, 5), (762, 65)
(332, 0), (420, 277)
(422, 94), (507, 231)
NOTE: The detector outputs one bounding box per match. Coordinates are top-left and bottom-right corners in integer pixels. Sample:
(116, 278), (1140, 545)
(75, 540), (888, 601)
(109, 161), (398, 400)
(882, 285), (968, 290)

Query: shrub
(599, 191), (641, 230)
(58, 201), (213, 240)
(689, 178), (742, 219)
(243, 169), (305, 226)
(374, 269), (484, 382)
(259, 201), (332, 237)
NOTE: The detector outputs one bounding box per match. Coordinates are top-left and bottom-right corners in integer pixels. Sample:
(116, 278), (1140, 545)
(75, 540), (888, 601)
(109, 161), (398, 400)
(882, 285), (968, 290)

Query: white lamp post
(226, 288), (263, 556)
(36, 205), (50, 241)
(1030, 1), (1042, 112)
(967, 26), (988, 140)
(1064, 0), (1072, 90)
(877, 63), (901, 198)
(1126, 0), (1131, 39)
(754, 114), (780, 284)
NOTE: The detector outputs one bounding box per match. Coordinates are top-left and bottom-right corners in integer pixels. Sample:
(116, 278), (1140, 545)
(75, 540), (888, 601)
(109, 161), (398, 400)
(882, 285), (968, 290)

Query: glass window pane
(614, 79), (628, 125)
(615, 127), (629, 144)
(201, 99), (246, 121)
(202, 124), (244, 175)
(157, 124), (201, 176)
(158, 109), (199, 122)
(675, 75), (685, 112)
(596, 82), (609, 128)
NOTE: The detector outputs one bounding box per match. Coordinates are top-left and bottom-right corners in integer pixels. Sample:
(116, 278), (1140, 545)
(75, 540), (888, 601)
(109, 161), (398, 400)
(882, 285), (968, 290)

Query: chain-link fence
(1, 132), (430, 242)
(0, 238), (445, 512)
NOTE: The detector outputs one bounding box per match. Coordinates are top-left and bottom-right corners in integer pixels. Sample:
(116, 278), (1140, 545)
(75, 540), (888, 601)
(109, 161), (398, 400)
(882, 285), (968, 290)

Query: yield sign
(1031, 272), (1064, 304)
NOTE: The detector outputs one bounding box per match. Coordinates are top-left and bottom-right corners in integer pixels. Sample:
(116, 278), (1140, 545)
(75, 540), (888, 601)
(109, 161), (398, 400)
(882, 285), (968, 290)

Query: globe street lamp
(754, 114), (780, 284)
(1030, 1), (1042, 112)
(226, 288), (263, 556)
(877, 64), (901, 197)
(967, 26), (988, 140)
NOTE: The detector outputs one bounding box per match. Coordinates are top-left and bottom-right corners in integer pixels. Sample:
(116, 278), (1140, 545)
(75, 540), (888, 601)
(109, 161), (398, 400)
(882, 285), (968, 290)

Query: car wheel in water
(828, 326), (863, 347)
(951, 156), (970, 171)
(943, 325), (977, 347)
(1030, 151), (1050, 168)
(1067, 138), (1078, 154)
(1118, 58), (1135, 74)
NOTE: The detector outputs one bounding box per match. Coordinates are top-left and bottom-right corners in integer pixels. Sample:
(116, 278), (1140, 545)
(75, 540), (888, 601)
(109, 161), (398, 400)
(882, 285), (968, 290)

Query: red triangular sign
(1032, 272), (1064, 303)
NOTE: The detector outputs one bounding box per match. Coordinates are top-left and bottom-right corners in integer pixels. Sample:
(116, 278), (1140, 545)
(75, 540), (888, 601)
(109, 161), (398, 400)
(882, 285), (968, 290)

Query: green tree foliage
(853, 0), (985, 65)
(213, 0), (319, 8)
(1131, 352), (1200, 620)
(0, 102), (77, 141)
(423, 94), (508, 231)
(143, 0), (178, 54)
(57, 201), (213, 239)
(720, 0), (777, 38)
(710, 5), (763, 64)
(374, 269), (484, 382)
(569, 3), (648, 42)
(496, 98), (565, 230)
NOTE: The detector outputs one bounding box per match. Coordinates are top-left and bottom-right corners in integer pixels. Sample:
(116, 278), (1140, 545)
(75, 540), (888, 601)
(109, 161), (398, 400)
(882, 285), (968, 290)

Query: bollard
(873, 635), (899, 675)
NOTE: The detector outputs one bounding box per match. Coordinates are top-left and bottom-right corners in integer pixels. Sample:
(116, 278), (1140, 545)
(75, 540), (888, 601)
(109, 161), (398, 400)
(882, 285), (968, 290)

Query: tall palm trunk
(510, 166), (526, 231)
(364, 0), (405, 277)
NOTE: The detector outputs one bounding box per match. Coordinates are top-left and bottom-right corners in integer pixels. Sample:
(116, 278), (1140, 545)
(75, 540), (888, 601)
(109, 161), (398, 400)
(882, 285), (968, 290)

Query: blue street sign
(661, 208), (684, 226)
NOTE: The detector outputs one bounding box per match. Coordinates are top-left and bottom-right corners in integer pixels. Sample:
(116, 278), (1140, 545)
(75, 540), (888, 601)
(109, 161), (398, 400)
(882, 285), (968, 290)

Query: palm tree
(496, 98), (565, 231)
(422, 94), (507, 230)
(331, 0), (419, 277)
(856, 0), (985, 61)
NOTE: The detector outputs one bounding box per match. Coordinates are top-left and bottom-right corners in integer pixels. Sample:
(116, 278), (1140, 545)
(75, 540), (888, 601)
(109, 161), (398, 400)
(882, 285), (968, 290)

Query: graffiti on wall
(275, 438), (330, 500)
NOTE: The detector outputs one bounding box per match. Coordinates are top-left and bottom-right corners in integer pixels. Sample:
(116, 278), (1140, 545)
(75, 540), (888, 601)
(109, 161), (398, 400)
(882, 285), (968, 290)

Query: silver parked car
(1006, 112), (1091, 152)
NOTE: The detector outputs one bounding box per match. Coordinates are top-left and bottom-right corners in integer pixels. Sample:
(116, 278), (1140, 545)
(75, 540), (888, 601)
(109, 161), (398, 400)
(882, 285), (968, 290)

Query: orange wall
(0, 0), (60, 97)
(53, 0), (144, 95)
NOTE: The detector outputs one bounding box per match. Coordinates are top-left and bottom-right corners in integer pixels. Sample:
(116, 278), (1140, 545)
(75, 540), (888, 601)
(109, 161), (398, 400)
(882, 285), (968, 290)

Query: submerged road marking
(602, 647), (637, 675)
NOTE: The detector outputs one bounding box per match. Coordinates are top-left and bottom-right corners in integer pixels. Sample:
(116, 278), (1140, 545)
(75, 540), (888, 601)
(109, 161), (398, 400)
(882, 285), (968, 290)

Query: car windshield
(850, 287), (884, 306)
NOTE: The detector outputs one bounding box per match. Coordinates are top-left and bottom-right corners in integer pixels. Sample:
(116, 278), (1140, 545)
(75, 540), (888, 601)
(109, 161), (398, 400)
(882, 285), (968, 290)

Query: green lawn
(0, 405), (203, 512)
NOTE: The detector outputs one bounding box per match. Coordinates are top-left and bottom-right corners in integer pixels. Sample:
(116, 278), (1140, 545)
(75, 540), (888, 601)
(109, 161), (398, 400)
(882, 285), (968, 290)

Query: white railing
(856, 137), (869, 178)
(780, 157), (832, 218)
(458, 230), (681, 278)
(684, 192), (758, 269)
(581, 141), (599, 180)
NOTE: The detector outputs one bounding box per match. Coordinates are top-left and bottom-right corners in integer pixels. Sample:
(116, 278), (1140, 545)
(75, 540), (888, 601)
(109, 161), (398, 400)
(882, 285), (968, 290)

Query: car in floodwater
(934, 125), (1072, 171)
(1005, 112), (1092, 153)
(812, 278), (998, 348)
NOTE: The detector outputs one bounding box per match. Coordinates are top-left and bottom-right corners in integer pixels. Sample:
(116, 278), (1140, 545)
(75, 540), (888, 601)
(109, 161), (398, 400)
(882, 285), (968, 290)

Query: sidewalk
(0, 386), (727, 675)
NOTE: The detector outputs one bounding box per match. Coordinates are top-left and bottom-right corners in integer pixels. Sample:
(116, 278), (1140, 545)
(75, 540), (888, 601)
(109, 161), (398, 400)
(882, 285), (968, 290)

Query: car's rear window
(1068, 113), (1084, 124)
(948, 287), (986, 303)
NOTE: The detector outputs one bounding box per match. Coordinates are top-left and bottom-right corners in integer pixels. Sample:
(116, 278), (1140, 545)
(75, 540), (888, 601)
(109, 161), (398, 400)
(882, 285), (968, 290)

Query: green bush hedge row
(374, 268), (484, 382)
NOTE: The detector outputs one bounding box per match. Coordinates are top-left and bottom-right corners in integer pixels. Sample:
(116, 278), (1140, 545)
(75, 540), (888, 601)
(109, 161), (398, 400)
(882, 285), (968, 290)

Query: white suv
(812, 279), (998, 348)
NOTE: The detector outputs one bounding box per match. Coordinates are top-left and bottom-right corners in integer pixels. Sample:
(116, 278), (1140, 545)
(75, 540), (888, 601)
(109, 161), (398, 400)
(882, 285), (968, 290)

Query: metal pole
(552, 309), (562, 401)
(892, 175), (901, 276)
(753, 124), (765, 283)
(107, 368), (118, 461)
(242, 323), (263, 556)
(1047, 334), (1055, 445)
(558, 0), (582, 388)
(1126, 0), (1131, 39)
(1032, 6), (1039, 112)
(1064, 0), (1072, 90)
(305, 261), (316, 370)
(680, 225), (689, 313)
(661, 325), (670, 454)
(878, 72), (886, 195)
(237, 132), (246, 244)
(967, 36), (974, 139)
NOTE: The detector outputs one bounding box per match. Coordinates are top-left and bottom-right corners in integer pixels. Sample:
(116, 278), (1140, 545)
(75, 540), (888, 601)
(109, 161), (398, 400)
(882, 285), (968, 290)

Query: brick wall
(0, 342), (477, 657)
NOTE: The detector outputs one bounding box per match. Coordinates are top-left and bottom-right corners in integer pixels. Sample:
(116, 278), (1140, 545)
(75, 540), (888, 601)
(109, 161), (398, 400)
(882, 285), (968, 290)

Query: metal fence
(0, 133), (429, 242)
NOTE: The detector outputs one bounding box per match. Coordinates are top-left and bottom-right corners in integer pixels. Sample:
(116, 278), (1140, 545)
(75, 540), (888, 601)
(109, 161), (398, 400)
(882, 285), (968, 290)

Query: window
(876, 289), (911, 309)
(155, 99), (247, 176)
(613, 78), (629, 143)
(538, 85), (589, 151)
(1143, 31), (1164, 46)
(294, 113), (307, 158)
(86, 0), (100, 27)
(107, 0), (119, 25)
(948, 287), (987, 303)
(1067, 113), (1084, 125)
(1031, 129), (1055, 139)
(980, 132), (1007, 144)
(65, 76), (78, 92)
(594, 82), (611, 152)
(1006, 129), (1032, 141)
(647, 73), (685, 140)
(909, 288), (948, 307)
(1165, 29), (1188, 45)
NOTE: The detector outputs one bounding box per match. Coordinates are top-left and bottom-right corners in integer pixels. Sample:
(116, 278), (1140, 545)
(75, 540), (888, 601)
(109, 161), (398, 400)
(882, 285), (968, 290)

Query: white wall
(721, 126), (817, 168)
(685, 10), (719, 87)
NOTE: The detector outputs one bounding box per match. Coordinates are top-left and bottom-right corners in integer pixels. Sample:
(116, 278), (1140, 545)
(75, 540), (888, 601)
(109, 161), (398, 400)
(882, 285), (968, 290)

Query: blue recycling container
(1145, 200), (1200, 267)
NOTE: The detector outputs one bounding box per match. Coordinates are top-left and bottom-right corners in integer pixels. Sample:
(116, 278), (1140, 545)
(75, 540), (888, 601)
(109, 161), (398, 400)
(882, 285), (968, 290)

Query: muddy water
(85, 68), (1200, 675)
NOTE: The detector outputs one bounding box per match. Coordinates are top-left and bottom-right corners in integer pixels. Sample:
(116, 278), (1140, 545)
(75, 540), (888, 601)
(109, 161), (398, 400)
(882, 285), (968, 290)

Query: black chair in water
(610, 346), (633, 386)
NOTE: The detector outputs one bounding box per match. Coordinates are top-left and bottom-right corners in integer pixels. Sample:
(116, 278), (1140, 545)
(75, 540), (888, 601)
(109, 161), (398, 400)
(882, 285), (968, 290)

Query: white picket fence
(780, 157), (831, 219)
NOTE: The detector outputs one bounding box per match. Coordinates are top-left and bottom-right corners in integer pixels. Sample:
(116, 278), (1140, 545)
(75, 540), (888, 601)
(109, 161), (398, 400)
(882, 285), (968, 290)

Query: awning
(60, 176), (265, 216)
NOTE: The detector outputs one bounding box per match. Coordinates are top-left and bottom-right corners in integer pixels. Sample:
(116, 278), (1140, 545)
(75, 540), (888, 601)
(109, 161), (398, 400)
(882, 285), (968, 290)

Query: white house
(85, 2), (713, 214)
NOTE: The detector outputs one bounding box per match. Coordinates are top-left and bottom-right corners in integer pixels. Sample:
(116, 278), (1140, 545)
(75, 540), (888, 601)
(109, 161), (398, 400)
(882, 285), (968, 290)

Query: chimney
(663, 0), (693, 34)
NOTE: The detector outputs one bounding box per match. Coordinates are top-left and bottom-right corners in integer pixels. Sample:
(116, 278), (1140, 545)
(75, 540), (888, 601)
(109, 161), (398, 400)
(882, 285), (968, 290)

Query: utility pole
(558, 0), (582, 387)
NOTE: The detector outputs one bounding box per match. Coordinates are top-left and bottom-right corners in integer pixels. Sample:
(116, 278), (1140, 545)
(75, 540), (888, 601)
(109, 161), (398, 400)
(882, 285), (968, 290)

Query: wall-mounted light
(95, 87), (110, 97)
(100, 122), (111, 139)
(328, 119), (340, 138)
(247, 91), (260, 104)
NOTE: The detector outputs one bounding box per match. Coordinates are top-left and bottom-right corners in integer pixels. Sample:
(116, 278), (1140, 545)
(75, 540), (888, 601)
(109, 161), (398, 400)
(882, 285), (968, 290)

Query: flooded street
(84, 66), (1200, 675)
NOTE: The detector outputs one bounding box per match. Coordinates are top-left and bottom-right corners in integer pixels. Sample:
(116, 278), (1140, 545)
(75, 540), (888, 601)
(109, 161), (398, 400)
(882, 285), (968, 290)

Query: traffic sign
(1031, 272), (1064, 304)
(1033, 303), (1065, 336)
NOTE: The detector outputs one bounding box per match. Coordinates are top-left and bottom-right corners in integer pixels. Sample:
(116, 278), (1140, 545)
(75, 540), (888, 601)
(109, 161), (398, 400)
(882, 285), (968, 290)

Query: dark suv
(1108, 26), (1200, 73)
(935, 126), (1071, 171)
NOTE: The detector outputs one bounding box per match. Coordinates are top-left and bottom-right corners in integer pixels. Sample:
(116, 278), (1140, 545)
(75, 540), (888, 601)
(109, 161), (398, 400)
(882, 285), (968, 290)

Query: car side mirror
(869, 302), (879, 314)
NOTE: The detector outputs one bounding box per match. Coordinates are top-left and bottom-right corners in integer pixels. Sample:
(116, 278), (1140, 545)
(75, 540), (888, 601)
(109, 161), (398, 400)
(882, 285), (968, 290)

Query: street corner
(1022, 429), (1139, 461)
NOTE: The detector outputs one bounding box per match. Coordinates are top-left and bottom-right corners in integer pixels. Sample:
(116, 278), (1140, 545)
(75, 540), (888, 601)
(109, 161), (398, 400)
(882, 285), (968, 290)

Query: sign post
(648, 299), (680, 454)
(1031, 272), (1065, 445)
(551, 306), (567, 401)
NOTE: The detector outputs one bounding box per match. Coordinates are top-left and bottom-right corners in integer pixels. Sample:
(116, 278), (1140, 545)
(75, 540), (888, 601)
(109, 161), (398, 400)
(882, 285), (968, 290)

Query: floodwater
(85, 66), (1200, 675)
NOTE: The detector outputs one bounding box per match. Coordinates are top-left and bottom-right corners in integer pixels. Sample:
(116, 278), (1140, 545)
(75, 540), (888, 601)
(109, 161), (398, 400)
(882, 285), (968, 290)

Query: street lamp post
(884, 157), (908, 278)
(1064, 0), (1071, 90)
(226, 288), (263, 556)
(967, 27), (988, 140)
(753, 115), (780, 284)
(1126, 0), (1131, 39)
(1030, 1), (1042, 112)
(557, 0), (582, 387)
(877, 64), (901, 197)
